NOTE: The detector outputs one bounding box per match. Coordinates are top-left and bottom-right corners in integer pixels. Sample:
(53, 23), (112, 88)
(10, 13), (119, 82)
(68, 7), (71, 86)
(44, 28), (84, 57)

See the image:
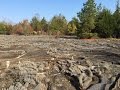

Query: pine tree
(96, 3), (102, 15)
(49, 14), (67, 35)
(93, 3), (103, 35)
(77, 0), (97, 38)
(113, 0), (120, 38)
(40, 17), (48, 33)
(96, 8), (114, 38)
(31, 16), (41, 33)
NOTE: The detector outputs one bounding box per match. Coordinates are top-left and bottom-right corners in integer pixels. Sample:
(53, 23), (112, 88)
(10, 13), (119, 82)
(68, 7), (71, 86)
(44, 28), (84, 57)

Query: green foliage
(96, 3), (103, 15)
(0, 1), (120, 38)
(0, 22), (12, 35)
(49, 14), (67, 35)
(77, 0), (97, 38)
(0, 22), (6, 34)
(40, 17), (48, 33)
(67, 17), (79, 35)
(31, 16), (48, 34)
(67, 21), (77, 35)
(95, 8), (115, 38)
(78, 33), (92, 39)
(5, 24), (13, 35)
(31, 16), (41, 33)
(113, 0), (120, 38)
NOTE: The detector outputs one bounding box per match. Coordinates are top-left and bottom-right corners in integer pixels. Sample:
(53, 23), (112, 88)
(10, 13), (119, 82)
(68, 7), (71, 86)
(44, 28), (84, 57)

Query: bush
(78, 32), (98, 39)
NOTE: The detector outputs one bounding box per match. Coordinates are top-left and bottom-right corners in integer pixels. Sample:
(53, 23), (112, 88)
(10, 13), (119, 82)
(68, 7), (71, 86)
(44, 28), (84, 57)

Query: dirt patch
(0, 35), (119, 90)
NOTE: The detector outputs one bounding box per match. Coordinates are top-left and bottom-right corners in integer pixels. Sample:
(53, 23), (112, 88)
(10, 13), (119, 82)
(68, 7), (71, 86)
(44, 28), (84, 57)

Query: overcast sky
(0, 0), (117, 23)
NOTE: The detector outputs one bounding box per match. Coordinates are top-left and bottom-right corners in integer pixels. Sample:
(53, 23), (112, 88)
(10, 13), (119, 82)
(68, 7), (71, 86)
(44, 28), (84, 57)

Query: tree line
(0, 0), (120, 38)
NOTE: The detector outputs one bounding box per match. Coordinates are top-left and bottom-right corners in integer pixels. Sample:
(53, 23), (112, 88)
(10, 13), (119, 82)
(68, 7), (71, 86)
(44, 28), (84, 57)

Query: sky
(0, 0), (117, 23)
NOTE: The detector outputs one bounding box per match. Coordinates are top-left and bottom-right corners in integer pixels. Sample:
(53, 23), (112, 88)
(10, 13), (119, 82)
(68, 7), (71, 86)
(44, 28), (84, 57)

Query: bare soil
(0, 35), (120, 90)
